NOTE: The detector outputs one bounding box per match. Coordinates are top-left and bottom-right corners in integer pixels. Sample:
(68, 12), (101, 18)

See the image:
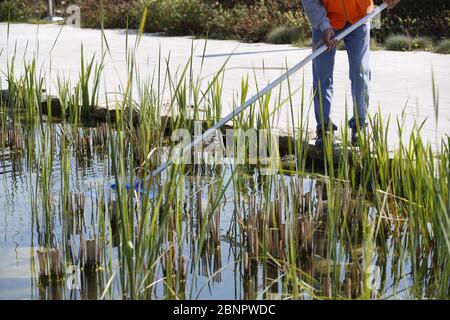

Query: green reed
(0, 14), (448, 299)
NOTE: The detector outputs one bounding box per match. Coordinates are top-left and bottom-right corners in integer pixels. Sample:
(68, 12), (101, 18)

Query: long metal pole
(148, 3), (388, 180)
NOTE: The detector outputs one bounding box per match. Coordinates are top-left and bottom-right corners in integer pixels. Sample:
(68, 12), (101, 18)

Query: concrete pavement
(0, 23), (448, 149)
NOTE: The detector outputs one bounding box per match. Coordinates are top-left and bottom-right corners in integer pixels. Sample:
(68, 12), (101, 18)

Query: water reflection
(0, 119), (446, 300)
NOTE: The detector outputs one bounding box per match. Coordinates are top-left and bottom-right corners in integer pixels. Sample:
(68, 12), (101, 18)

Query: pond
(0, 115), (447, 300)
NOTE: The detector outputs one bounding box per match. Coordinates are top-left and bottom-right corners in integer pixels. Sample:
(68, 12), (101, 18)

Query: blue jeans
(312, 22), (370, 130)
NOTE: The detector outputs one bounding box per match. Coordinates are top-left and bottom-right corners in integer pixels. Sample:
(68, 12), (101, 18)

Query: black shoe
(351, 128), (358, 146)
(316, 124), (338, 150)
(351, 127), (366, 146)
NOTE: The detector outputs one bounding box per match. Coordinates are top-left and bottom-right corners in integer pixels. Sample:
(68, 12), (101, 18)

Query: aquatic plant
(0, 16), (448, 300)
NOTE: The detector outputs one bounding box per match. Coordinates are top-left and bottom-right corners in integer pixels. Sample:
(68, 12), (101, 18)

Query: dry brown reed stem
(37, 250), (47, 277)
(177, 256), (187, 298)
(323, 277), (332, 298)
(268, 228), (283, 259)
(38, 279), (64, 300)
(258, 190), (286, 260)
(208, 185), (221, 246)
(258, 208), (267, 240)
(67, 211), (84, 235)
(162, 247), (174, 279)
(298, 215), (314, 253)
(304, 191), (312, 215)
(179, 256), (186, 282)
(69, 192), (85, 215)
(350, 266), (362, 297)
(280, 223), (286, 249)
(8, 125), (24, 151)
(340, 185), (353, 220)
(291, 177), (304, 214)
(209, 208), (221, 246)
(168, 208), (174, 241)
(92, 123), (108, 146)
(314, 230), (327, 257)
(344, 278), (352, 298)
(243, 251), (249, 275)
(247, 196), (259, 258)
(275, 191), (282, 228)
(315, 182), (324, 219)
(199, 239), (220, 278)
(74, 130), (92, 156)
(196, 189), (202, 227)
(37, 248), (64, 279)
(80, 238), (102, 272)
(213, 246), (222, 282)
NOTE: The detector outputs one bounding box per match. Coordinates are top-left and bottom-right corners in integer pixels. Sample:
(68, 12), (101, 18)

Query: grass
(2, 1), (448, 53)
(385, 34), (414, 51)
(0, 17), (449, 300)
(435, 39), (450, 54)
(411, 36), (433, 51)
(385, 34), (436, 52)
(2, 1), (449, 44)
(77, 45), (105, 121)
(266, 26), (301, 45)
(294, 35), (443, 53)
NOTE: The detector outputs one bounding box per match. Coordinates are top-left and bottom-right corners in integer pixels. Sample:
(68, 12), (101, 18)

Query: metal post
(48, 0), (54, 18)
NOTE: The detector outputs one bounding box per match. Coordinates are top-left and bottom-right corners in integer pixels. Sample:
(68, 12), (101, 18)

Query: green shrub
(385, 34), (413, 51)
(281, 10), (311, 40)
(0, 0), (139, 29)
(141, 0), (310, 43)
(0, 0), (28, 22)
(65, 0), (139, 29)
(381, 0), (449, 39)
(435, 39), (450, 54)
(209, 2), (310, 43)
(143, 0), (211, 36)
(385, 34), (437, 52)
(2, 0), (449, 42)
(221, 3), (280, 43)
(266, 26), (300, 44)
(295, 38), (312, 48)
(411, 37), (433, 51)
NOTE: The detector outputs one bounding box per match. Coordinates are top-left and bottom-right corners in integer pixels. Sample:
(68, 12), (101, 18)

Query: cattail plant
(69, 192), (85, 215)
(36, 247), (64, 279)
(0, 14), (448, 300)
(80, 238), (103, 272)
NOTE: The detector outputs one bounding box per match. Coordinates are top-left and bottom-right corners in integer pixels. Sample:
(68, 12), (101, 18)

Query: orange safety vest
(323, 0), (374, 30)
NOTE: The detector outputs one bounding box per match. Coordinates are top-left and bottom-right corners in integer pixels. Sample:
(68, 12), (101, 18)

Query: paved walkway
(1, 23), (449, 149)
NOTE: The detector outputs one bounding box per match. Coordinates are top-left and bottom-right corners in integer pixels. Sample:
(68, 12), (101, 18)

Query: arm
(300, 0), (331, 32)
(301, 0), (336, 50)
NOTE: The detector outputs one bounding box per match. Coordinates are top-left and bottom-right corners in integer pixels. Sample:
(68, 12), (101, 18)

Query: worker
(300, 0), (400, 147)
